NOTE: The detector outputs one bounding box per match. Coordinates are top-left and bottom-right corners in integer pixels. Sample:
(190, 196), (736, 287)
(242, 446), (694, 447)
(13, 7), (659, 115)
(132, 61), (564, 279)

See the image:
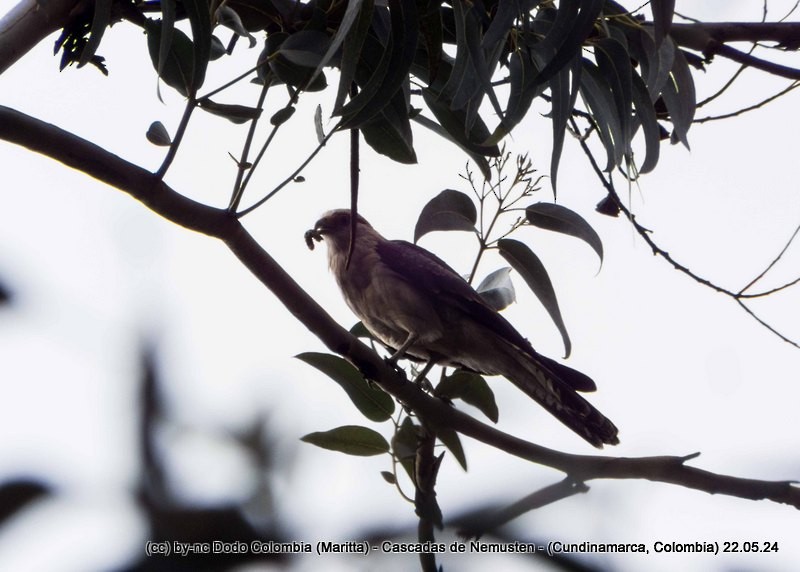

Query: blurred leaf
(525, 203), (603, 264)
(314, 104), (325, 143)
(269, 105), (295, 126)
(435, 370), (499, 423)
(498, 239), (571, 357)
(391, 417), (419, 479)
(436, 427), (467, 471)
(183, 0), (212, 90)
(145, 20), (194, 97)
(301, 426), (390, 456)
(277, 30), (331, 68)
(414, 189), (477, 243)
(156, 0), (176, 84)
(297, 352), (395, 421)
(78, 0), (112, 68)
(380, 470), (397, 484)
(652, 0), (676, 47)
(662, 46), (695, 149)
(307, 0), (365, 92)
(146, 121), (172, 146)
(198, 99), (262, 123)
(0, 480), (49, 525)
(349, 321), (374, 340)
(475, 267), (516, 312)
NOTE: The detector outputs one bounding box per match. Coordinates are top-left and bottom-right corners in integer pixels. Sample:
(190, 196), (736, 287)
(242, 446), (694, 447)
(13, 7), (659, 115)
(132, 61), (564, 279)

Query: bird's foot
(383, 356), (408, 380)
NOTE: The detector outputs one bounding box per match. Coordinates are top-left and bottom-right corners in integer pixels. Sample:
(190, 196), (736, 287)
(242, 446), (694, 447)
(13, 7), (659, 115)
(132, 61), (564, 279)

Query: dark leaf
(270, 105), (296, 126)
(301, 425), (390, 456)
(360, 100), (417, 164)
(145, 20), (194, 97)
(0, 480), (50, 525)
(549, 54), (581, 195)
(183, 0), (212, 90)
(216, 5), (257, 48)
(296, 352), (395, 421)
(594, 37), (633, 163)
(392, 417), (419, 479)
(78, 0), (112, 68)
(380, 470), (397, 484)
(146, 121), (172, 146)
(630, 71), (661, 173)
(475, 267), (516, 312)
(414, 189), (477, 243)
(278, 30), (331, 68)
(421, 88), (500, 157)
(437, 427), (467, 470)
(198, 99), (262, 124)
(334, 0), (374, 112)
(652, 0), (676, 47)
(525, 203), (603, 264)
(308, 0), (365, 91)
(498, 239), (571, 357)
(435, 370), (499, 423)
(411, 112), (492, 179)
(661, 46), (696, 149)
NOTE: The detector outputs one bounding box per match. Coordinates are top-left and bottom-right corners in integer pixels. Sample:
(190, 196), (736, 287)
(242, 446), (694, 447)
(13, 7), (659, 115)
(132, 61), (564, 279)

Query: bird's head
(305, 209), (373, 252)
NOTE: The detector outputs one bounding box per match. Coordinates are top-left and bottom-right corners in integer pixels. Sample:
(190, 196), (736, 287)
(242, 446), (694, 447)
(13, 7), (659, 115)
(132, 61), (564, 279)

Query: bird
(306, 209), (619, 448)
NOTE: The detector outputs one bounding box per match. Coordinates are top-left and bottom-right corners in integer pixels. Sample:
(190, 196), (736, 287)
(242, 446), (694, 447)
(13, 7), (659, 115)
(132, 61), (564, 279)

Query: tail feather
(497, 345), (619, 448)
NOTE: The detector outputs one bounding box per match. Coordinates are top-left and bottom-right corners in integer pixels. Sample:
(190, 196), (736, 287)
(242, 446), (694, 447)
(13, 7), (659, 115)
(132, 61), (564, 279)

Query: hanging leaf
(435, 370), (499, 423)
(78, 0), (113, 68)
(594, 37), (633, 162)
(414, 189), (477, 243)
(183, 0), (212, 91)
(145, 20), (194, 97)
(270, 105), (296, 126)
(334, 0), (374, 113)
(436, 427), (467, 470)
(651, 0), (676, 47)
(297, 352), (395, 421)
(661, 46), (696, 149)
(146, 121), (172, 146)
(497, 239), (571, 357)
(391, 417), (419, 479)
(475, 267), (516, 312)
(579, 58), (624, 171)
(411, 112), (492, 179)
(198, 99), (262, 123)
(301, 425), (390, 456)
(630, 71), (661, 173)
(525, 203), (603, 264)
(549, 54), (581, 195)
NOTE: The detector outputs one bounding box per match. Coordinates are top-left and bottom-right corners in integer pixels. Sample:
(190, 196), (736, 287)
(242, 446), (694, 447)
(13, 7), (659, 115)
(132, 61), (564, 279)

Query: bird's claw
(304, 228), (323, 250)
(383, 356), (408, 380)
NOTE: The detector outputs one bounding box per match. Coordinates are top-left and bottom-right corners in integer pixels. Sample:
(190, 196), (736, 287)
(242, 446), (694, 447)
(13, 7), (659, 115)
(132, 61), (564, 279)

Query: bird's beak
(304, 220), (326, 250)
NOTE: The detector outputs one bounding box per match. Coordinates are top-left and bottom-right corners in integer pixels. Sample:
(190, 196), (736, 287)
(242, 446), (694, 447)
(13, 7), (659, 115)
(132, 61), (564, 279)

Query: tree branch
(1, 104), (798, 511)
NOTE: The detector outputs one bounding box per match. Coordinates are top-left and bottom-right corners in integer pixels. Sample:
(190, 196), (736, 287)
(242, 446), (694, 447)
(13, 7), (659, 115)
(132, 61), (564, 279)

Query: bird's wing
(376, 239), (596, 392)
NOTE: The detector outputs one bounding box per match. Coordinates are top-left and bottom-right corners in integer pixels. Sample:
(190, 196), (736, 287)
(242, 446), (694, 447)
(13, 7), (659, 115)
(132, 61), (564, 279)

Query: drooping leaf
(334, 0), (374, 112)
(277, 30), (331, 67)
(266, 32), (328, 92)
(360, 92), (417, 164)
(301, 425), (390, 456)
(145, 20), (194, 97)
(216, 5), (257, 48)
(594, 37), (634, 163)
(307, 0), (365, 93)
(435, 370), (499, 423)
(297, 352), (395, 421)
(411, 112), (492, 179)
(421, 88), (500, 158)
(391, 416), (419, 479)
(198, 99), (262, 123)
(146, 121), (172, 146)
(78, 0), (112, 68)
(525, 203), (603, 265)
(183, 0), (212, 90)
(661, 46), (696, 149)
(270, 106), (295, 126)
(414, 189), (477, 243)
(475, 267), (516, 312)
(549, 54), (581, 195)
(497, 239), (571, 357)
(436, 427), (467, 470)
(630, 71), (661, 173)
(651, 0), (676, 47)
(579, 58), (624, 171)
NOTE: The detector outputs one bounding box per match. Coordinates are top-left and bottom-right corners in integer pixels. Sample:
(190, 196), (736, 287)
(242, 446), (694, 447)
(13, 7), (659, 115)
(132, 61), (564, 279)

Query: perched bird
(306, 209), (619, 448)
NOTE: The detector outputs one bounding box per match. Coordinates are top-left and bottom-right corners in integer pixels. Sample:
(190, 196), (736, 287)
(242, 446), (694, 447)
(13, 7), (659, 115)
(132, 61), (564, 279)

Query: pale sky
(0, 1), (799, 571)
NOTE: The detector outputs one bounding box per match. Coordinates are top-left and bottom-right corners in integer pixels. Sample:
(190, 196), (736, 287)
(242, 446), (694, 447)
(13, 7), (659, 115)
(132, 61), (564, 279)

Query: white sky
(0, 1), (799, 571)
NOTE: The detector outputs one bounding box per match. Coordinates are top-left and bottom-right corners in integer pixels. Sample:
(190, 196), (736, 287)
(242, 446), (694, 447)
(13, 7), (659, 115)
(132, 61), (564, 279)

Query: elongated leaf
(417, 0), (444, 84)
(411, 113), (492, 179)
(334, 0), (374, 112)
(391, 417), (418, 479)
(662, 46), (695, 149)
(145, 20), (194, 97)
(579, 58), (623, 171)
(278, 30), (331, 67)
(435, 370), (499, 423)
(498, 239), (571, 357)
(594, 37), (633, 162)
(460, 2), (504, 124)
(652, 0), (676, 47)
(360, 95), (417, 164)
(308, 0), (364, 92)
(476, 267), (516, 312)
(301, 425), (390, 456)
(198, 99), (262, 123)
(421, 88), (500, 158)
(525, 203), (603, 264)
(414, 189), (477, 243)
(437, 427), (467, 470)
(216, 5), (256, 47)
(183, 0), (212, 91)
(78, 0), (112, 67)
(297, 352), (395, 421)
(549, 54), (581, 195)
(630, 71), (660, 173)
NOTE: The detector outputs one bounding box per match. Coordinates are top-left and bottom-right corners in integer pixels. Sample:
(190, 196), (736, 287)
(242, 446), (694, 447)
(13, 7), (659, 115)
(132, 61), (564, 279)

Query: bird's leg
(386, 332), (418, 366)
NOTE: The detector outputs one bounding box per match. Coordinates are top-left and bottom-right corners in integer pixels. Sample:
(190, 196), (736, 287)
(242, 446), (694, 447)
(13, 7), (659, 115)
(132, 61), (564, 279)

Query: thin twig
(155, 96), (195, 179)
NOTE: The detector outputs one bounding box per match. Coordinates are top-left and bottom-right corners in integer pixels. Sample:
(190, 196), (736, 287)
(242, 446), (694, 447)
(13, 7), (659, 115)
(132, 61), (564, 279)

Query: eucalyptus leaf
(525, 203), (603, 265)
(301, 425), (390, 456)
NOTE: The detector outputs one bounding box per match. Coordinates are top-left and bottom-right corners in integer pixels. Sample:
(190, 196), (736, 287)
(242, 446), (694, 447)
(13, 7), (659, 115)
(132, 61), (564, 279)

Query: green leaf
(475, 267), (516, 312)
(525, 203), (603, 264)
(435, 370), (498, 423)
(297, 352), (395, 421)
(301, 425), (390, 456)
(437, 427), (467, 471)
(270, 105), (296, 126)
(78, 0), (112, 68)
(183, 0), (212, 91)
(198, 99), (262, 124)
(391, 417), (419, 479)
(414, 189), (477, 243)
(146, 121), (172, 146)
(594, 37), (634, 163)
(411, 112), (492, 179)
(145, 20), (194, 97)
(380, 470), (397, 484)
(497, 239), (571, 357)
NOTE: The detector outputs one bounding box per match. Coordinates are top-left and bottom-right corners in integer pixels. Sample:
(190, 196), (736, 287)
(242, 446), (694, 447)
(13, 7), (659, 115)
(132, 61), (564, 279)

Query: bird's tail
(496, 344), (619, 448)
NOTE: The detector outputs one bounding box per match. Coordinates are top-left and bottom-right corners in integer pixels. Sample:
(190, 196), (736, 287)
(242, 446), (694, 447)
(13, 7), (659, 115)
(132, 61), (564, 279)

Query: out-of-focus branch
(1, 104), (798, 511)
(0, 0), (81, 75)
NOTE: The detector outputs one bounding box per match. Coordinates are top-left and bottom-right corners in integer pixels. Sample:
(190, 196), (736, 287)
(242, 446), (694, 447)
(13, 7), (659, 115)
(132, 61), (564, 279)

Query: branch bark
(1, 104), (798, 511)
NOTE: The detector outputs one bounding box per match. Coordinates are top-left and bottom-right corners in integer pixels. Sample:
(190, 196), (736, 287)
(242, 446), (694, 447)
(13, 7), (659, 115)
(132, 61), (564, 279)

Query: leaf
(436, 427), (467, 471)
(414, 189), (477, 243)
(334, 0), (374, 112)
(380, 470), (397, 484)
(630, 71), (661, 173)
(579, 58), (623, 171)
(360, 101), (417, 164)
(349, 321), (373, 339)
(651, 0), (676, 47)
(198, 99), (262, 123)
(411, 112), (492, 179)
(421, 88), (500, 158)
(497, 239), (571, 357)
(277, 30), (331, 67)
(146, 121), (172, 146)
(267, 32), (329, 92)
(145, 20), (194, 97)
(594, 37), (634, 163)
(216, 5), (257, 48)
(475, 267), (516, 312)
(297, 352), (395, 421)
(78, 0), (112, 68)
(301, 425), (390, 456)
(314, 104), (325, 143)
(661, 46), (696, 149)
(183, 0), (212, 91)
(435, 370), (499, 423)
(307, 0), (365, 92)
(549, 54), (581, 195)
(525, 203), (603, 264)
(270, 105), (296, 126)
(391, 417), (419, 479)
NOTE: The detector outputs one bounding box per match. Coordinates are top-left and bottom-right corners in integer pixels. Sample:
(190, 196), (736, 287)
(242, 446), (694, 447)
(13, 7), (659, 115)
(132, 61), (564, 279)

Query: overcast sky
(0, 1), (799, 571)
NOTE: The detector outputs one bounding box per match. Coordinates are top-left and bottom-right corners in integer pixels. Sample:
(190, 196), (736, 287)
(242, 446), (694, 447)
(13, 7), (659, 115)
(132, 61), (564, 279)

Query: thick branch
(0, 0), (81, 75)
(1, 104), (798, 510)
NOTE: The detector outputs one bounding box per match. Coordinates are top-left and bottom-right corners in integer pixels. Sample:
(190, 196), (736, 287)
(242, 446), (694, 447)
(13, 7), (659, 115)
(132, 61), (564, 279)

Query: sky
(0, 1), (799, 571)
